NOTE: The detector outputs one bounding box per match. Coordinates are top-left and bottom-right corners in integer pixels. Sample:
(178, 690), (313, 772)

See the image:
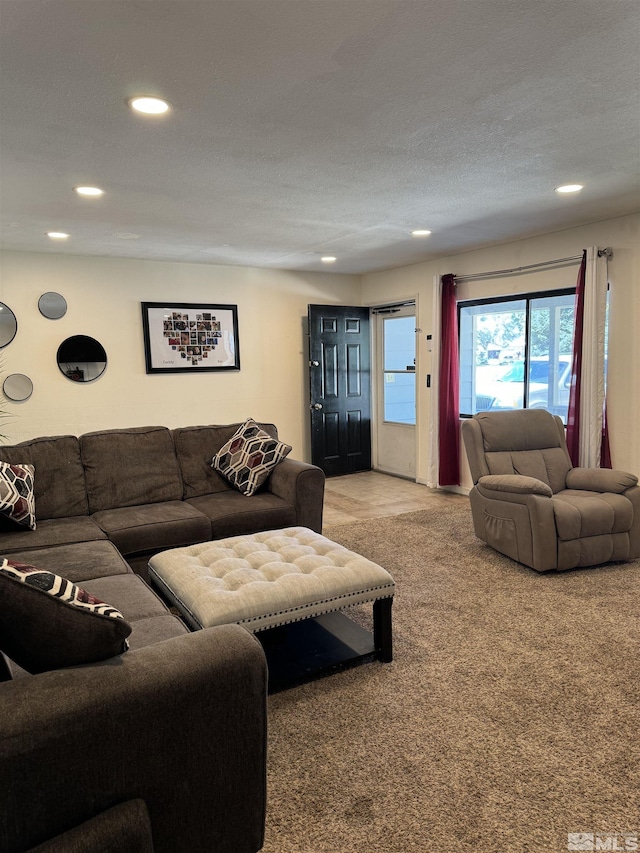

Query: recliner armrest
(477, 474), (553, 498)
(0, 625), (267, 853)
(565, 467), (638, 494)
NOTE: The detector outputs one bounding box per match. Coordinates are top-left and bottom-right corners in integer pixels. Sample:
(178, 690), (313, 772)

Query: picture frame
(141, 302), (240, 373)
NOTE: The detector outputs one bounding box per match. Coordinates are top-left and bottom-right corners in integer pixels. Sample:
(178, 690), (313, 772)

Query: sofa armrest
(477, 474), (553, 500)
(0, 625), (267, 853)
(565, 467), (638, 494)
(267, 457), (325, 532)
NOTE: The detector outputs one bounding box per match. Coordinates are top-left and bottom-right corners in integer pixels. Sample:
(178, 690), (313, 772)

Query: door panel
(308, 305), (371, 476)
(346, 344), (361, 395)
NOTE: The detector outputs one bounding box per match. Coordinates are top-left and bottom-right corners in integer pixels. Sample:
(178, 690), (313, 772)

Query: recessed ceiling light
(321, 256), (337, 264)
(46, 231), (70, 240)
(74, 186), (104, 197)
(127, 96), (171, 115)
(555, 184), (584, 194)
(411, 229), (432, 237)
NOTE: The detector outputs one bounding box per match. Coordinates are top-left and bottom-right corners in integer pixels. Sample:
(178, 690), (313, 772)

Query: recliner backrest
(464, 409), (572, 493)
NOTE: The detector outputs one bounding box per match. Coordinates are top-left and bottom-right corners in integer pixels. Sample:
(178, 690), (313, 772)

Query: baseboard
(414, 478), (471, 496)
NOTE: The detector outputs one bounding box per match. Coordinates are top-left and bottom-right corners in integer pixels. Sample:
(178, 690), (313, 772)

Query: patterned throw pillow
(0, 558), (131, 674)
(0, 461), (36, 530)
(211, 418), (292, 496)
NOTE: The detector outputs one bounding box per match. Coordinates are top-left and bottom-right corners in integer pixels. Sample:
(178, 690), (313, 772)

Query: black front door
(308, 304), (371, 476)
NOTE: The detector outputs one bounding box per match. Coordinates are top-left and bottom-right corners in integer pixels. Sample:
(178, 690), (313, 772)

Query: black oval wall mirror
(57, 335), (107, 382)
(3, 373), (33, 402)
(39, 292), (68, 320)
(0, 302), (18, 348)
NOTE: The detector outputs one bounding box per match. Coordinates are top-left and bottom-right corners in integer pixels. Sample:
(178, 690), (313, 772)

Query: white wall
(362, 213), (640, 487)
(0, 252), (360, 460)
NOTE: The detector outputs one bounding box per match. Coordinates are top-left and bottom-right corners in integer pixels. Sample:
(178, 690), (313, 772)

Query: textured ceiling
(1, 0), (639, 274)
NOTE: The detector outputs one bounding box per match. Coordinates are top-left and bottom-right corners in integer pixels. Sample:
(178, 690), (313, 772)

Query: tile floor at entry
(322, 470), (466, 529)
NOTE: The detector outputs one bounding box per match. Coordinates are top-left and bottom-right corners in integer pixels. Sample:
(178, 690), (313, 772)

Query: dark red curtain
(438, 273), (460, 485)
(566, 252), (586, 466)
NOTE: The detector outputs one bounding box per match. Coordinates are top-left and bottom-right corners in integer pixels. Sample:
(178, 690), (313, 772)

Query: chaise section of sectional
(3, 538), (188, 679)
(80, 426), (212, 576)
(1, 624), (267, 853)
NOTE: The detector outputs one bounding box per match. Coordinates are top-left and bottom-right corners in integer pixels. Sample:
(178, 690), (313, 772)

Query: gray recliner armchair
(462, 409), (640, 572)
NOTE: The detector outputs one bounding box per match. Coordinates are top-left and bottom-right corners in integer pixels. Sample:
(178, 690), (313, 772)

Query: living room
(1, 3), (639, 852)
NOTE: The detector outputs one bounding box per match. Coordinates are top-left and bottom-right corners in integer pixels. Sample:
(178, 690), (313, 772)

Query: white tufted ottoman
(148, 526), (395, 663)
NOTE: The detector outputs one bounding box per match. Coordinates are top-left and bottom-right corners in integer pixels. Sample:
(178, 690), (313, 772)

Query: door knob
(309, 360), (320, 367)
(311, 403), (323, 410)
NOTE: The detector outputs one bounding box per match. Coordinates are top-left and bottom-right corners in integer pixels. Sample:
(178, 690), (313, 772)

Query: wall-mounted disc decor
(0, 302), (18, 348)
(57, 335), (107, 383)
(38, 292), (68, 319)
(3, 374), (33, 402)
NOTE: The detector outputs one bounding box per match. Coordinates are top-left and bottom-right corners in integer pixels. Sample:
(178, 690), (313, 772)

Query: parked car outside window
(487, 356), (572, 418)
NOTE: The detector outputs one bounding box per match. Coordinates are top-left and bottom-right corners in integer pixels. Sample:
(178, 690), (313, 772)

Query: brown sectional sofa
(0, 422), (324, 578)
(0, 422), (325, 853)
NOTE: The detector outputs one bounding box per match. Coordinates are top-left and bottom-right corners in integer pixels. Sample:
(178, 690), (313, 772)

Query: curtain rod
(453, 254), (583, 283)
(453, 248), (613, 283)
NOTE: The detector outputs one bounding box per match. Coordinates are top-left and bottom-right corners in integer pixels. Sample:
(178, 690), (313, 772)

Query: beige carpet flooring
(262, 502), (640, 853)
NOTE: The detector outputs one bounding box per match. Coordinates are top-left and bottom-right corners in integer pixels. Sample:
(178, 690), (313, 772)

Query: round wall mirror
(3, 374), (33, 402)
(57, 335), (107, 382)
(0, 302), (18, 348)
(39, 292), (68, 320)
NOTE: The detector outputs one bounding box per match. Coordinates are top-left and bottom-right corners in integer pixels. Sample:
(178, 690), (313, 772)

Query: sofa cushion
(0, 435), (89, 519)
(0, 461), (36, 530)
(80, 426), (183, 512)
(126, 614), (189, 650)
(91, 500), (211, 557)
(0, 558), (131, 674)
(211, 419), (292, 496)
(5, 540), (133, 583)
(187, 490), (296, 539)
(80, 573), (176, 622)
(172, 422), (278, 499)
(0, 515), (107, 555)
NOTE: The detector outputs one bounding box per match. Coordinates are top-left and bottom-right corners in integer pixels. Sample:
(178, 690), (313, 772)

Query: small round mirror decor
(3, 374), (34, 402)
(38, 292), (68, 320)
(0, 302), (18, 348)
(56, 335), (107, 383)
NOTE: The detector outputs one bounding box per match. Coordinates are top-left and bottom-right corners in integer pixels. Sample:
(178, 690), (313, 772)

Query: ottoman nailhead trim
(236, 584), (395, 626)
